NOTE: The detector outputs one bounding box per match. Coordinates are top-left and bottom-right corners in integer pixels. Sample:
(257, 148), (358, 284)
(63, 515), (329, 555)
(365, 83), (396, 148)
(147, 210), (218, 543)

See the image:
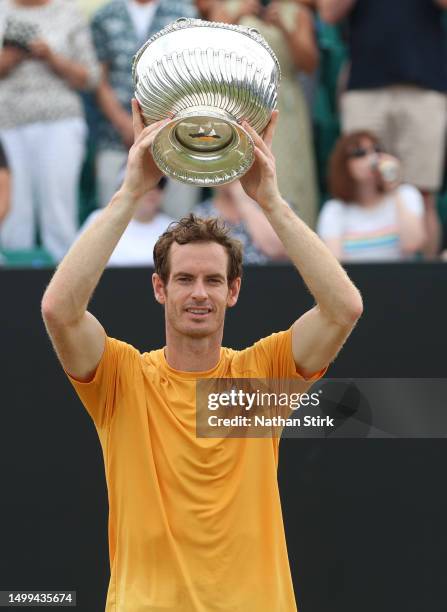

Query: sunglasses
(347, 144), (383, 158)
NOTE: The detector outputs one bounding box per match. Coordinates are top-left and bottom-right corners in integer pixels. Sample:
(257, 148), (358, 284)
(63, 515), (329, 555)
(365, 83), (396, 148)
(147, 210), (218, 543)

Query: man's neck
(164, 332), (222, 372)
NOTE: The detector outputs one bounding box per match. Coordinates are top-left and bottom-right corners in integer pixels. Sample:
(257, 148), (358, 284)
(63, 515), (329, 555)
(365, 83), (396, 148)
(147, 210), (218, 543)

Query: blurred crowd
(1, 0), (447, 267)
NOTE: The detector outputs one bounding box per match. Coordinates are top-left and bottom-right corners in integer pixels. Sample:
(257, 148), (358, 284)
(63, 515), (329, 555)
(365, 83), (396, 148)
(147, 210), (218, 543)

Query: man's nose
(191, 280), (208, 299)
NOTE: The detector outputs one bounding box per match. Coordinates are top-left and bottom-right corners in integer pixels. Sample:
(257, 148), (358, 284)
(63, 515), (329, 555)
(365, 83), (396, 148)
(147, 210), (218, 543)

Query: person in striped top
(317, 131), (426, 262)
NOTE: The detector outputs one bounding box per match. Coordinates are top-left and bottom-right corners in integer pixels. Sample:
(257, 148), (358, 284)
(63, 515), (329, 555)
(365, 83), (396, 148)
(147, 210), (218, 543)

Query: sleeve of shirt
(67, 7), (101, 89)
(317, 199), (345, 240)
(238, 327), (328, 382)
(65, 336), (140, 433)
(398, 184), (424, 217)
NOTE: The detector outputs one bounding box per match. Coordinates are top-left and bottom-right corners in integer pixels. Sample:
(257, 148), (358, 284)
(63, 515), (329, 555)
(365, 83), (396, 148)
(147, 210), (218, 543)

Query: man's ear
(152, 272), (166, 305)
(227, 277), (241, 308)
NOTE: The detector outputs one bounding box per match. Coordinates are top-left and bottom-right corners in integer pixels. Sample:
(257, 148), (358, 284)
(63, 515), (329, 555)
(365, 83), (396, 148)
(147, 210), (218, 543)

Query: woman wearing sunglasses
(317, 131), (426, 262)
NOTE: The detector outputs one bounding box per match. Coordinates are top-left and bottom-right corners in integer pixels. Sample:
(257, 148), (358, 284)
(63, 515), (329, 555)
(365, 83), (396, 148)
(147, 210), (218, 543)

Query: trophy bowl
(132, 18), (280, 186)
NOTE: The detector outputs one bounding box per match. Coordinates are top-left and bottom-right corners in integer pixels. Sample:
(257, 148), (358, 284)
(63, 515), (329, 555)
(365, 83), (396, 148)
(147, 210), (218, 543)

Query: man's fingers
(133, 118), (170, 155)
(253, 145), (273, 172)
(131, 99), (145, 140)
(263, 110), (279, 149)
(242, 110), (279, 153)
(132, 99), (169, 144)
(133, 116), (170, 147)
(242, 120), (272, 159)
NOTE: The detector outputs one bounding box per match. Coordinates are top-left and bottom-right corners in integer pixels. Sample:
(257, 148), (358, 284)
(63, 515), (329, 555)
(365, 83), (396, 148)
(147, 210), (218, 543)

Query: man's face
(152, 242), (241, 339)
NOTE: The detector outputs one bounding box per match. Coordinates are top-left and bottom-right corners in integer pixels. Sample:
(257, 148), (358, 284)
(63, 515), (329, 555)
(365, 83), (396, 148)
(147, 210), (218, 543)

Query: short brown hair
(328, 131), (383, 202)
(153, 213), (243, 284)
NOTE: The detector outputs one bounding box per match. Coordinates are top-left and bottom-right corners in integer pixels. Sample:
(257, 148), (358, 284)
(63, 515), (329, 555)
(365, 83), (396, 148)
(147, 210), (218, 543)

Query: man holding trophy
(42, 19), (362, 611)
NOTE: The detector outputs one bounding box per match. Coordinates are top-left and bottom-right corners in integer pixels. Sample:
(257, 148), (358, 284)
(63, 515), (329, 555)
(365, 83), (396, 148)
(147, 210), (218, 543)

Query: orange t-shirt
(67, 327), (326, 611)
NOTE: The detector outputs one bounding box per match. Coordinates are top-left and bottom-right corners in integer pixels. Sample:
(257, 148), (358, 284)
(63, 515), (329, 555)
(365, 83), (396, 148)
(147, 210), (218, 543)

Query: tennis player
(42, 101), (363, 611)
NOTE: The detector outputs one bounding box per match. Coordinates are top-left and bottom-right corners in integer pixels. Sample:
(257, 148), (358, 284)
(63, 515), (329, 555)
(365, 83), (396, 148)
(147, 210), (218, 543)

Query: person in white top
(0, 0), (100, 261)
(317, 131), (426, 262)
(126, 0), (159, 43)
(91, 0), (197, 210)
(79, 176), (174, 267)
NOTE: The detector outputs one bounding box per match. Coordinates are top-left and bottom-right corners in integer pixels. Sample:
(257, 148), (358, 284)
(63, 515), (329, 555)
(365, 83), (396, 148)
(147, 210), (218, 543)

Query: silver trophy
(132, 18), (280, 186)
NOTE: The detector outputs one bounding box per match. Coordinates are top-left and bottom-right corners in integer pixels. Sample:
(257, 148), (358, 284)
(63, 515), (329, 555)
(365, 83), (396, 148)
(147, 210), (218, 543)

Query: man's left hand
(239, 110), (281, 210)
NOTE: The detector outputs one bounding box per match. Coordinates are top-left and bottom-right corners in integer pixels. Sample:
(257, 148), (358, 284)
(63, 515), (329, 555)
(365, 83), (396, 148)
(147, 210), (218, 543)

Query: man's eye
(208, 278), (221, 284)
(178, 277), (191, 282)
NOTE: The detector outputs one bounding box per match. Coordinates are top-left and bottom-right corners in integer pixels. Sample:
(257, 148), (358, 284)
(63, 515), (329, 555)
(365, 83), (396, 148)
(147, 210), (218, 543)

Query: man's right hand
(120, 99), (170, 200)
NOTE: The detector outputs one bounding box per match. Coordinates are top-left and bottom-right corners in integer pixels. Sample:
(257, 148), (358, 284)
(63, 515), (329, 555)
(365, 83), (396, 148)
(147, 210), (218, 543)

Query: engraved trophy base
(151, 107), (254, 186)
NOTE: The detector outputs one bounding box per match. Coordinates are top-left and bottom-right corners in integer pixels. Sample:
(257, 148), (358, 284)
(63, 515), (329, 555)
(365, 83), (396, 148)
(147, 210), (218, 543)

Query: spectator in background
(91, 0), (197, 211)
(317, 131), (426, 262)
(0, 139), (10, 227)
(205, 0), (320, 228)
(318, 0), (447, 258)
(78, 176), (174, 267)
(193, 179), (288, 263)
(0, 6), (5, 39)
(0, 0), (100, 261)
(295, 0), (319, 111)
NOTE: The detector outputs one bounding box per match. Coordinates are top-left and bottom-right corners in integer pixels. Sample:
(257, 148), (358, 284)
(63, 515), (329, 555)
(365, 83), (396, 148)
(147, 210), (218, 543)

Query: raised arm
(317, 0), (357, 24)
(236, 195), (288, 259)
(240, 113), (363, 378)
(41, 102), (168, 381)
